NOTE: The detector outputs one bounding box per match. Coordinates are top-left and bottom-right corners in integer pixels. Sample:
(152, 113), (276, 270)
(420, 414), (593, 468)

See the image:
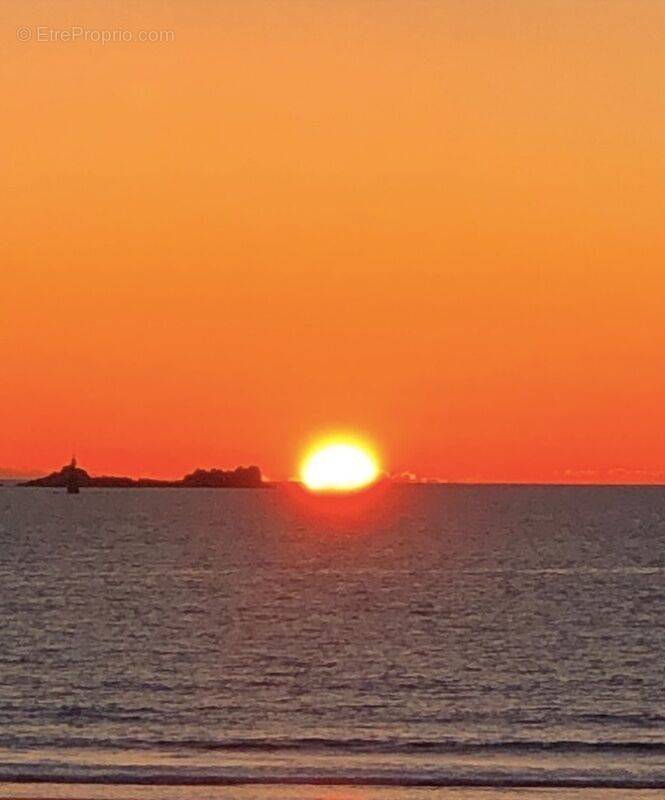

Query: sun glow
(301, 439), (380, 493)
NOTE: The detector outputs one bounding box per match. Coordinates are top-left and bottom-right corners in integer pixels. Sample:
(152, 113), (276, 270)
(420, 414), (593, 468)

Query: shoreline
(2, 776), (665, 789)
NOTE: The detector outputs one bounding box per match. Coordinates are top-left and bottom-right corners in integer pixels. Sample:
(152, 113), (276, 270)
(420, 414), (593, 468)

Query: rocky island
(21, 459), (266, 490)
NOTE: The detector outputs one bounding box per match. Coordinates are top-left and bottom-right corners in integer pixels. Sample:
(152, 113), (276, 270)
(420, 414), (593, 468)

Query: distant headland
(20, 459), (267, 490)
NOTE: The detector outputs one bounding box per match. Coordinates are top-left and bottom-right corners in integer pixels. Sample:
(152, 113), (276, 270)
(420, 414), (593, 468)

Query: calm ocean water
(1, 484), (665, 799)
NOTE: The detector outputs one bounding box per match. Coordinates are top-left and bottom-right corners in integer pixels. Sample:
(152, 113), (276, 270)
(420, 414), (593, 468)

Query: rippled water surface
(1, 484), (665, 794)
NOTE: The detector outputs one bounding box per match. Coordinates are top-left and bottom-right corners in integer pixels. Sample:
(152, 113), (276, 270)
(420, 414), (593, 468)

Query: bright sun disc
(301, 440), (380, 492)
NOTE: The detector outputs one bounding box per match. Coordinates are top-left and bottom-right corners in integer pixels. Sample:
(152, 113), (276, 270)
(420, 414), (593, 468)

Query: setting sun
(301, 439), (380, 493)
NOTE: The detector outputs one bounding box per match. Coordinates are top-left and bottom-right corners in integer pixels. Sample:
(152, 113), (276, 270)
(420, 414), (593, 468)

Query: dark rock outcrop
(21, 462), (266, 489)
(180, 466), (263, 488)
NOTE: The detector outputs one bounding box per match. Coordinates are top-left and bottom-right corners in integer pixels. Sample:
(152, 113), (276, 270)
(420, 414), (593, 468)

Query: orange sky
(2, 0), (665, 482)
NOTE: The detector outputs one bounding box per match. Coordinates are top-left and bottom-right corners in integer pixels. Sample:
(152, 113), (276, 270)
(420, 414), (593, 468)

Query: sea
(1, 484), (665, 800)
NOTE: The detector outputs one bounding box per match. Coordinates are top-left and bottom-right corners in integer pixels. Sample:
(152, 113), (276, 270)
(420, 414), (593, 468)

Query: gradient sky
(2, 1), (665, 481)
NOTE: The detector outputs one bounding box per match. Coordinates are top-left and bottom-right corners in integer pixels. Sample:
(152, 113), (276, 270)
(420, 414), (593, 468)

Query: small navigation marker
(67, 457), (80, 494)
